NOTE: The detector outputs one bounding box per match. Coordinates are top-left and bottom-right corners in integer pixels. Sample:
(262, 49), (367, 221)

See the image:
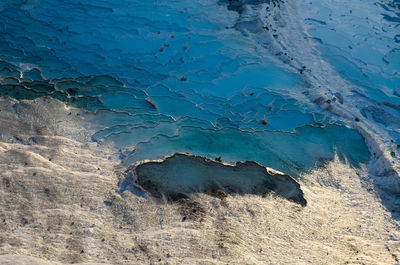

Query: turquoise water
(2, 0), (400, 177)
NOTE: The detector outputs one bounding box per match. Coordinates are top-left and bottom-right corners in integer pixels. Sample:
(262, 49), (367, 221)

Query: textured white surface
(0, 255), (108, 265)
(0, 97), (399, 264)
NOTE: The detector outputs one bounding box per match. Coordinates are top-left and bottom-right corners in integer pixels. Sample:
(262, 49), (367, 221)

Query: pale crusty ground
(0, 97), (399, 264)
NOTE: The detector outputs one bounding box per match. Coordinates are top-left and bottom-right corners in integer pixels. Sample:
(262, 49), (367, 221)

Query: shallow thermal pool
(0, 0), (399, 182)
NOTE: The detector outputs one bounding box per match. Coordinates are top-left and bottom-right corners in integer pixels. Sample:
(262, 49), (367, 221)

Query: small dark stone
(215, 189), (227, 199)
(80, 250), (84, 254)
(355, 117), (360, 122)
(180, 76), (187, 81)
(22, 217), (30, 225)
(249, 93), (255, 96)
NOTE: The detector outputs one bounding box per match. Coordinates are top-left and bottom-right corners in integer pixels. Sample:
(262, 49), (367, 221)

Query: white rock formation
(0, 97), (399, 264)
